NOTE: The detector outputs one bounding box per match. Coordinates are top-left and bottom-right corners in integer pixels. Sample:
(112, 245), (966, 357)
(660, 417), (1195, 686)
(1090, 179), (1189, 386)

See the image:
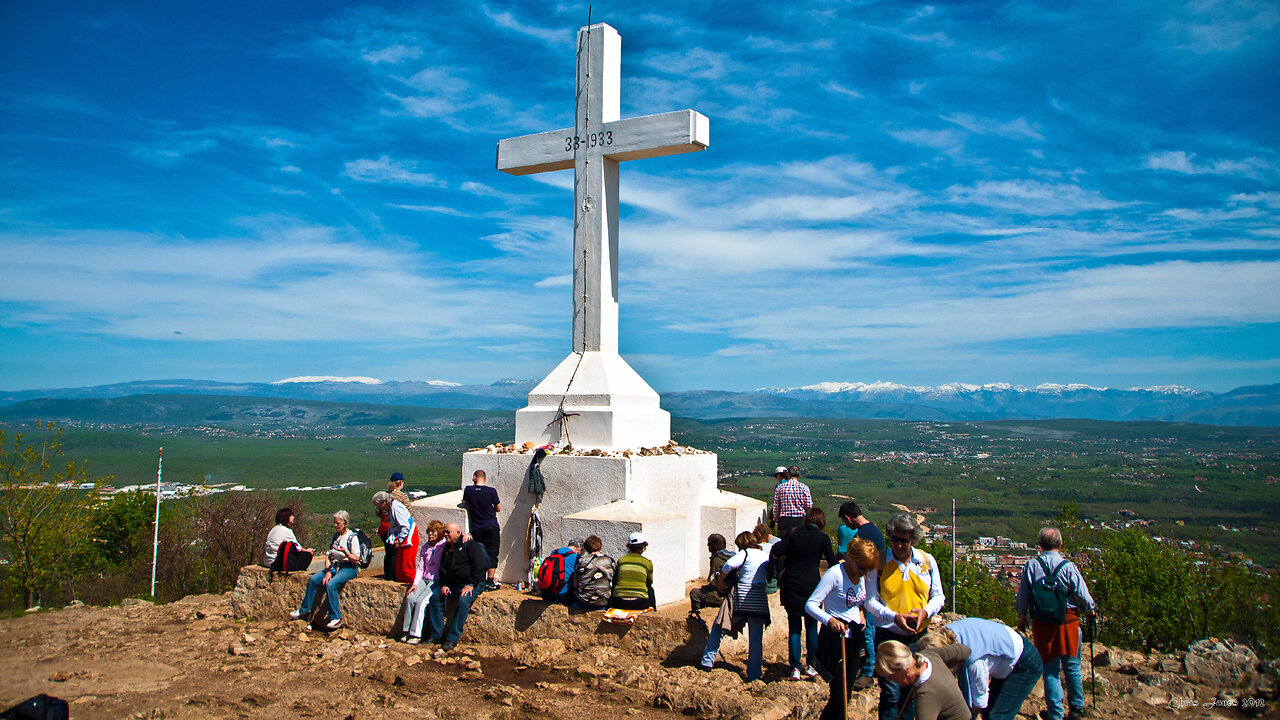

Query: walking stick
(841, 628), (849, 720)
(1089, 613), (1097, 710)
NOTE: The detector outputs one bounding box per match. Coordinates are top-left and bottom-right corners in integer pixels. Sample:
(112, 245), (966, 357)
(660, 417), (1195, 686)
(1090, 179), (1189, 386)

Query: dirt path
(0, 592), (1268, 720)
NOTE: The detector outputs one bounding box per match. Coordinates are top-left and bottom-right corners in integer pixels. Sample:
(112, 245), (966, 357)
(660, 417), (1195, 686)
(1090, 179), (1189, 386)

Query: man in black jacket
(438, 522), (486, 652)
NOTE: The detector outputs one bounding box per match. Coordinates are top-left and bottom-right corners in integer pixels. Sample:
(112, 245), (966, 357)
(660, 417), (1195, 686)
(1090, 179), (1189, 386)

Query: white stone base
(515, 351), (671, 450)
(411, 450), (766, 606)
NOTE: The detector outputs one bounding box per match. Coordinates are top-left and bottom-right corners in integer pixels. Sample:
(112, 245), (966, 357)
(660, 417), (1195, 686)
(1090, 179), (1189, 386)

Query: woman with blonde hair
(875, 639), (971, 720)
(398, 519), (447, 644)
(804, 539), (895, 720)
(917, 618), (1042, 720)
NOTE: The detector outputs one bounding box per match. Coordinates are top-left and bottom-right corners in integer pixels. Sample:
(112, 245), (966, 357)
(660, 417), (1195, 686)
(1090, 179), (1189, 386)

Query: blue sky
(1, 1), (1277, 393)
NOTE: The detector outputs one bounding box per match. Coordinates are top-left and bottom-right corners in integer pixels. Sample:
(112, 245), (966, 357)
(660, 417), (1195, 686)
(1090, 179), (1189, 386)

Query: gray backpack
(572, 554), (615, 607)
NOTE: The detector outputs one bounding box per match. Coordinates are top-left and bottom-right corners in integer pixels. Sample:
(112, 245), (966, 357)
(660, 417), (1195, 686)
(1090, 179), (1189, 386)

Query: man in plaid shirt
(771, 465), (812, 537)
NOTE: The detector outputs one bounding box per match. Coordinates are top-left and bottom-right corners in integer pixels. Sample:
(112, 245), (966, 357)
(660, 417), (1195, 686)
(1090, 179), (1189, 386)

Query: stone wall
(230, 565), (787, 664)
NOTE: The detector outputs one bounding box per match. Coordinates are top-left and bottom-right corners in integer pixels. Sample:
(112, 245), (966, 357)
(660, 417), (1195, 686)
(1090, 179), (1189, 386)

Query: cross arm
(601, 109), (709, 162)
(496, 109), (709, 176)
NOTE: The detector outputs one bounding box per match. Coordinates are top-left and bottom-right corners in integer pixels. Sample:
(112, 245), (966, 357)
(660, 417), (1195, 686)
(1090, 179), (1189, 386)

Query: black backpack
(270, 541), (313, 574)
(2, 694), (69, 720)
(1028, 556), (1071, 624)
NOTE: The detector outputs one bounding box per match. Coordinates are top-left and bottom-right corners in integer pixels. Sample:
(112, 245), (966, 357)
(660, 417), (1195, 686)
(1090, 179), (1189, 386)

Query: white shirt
(804, 563), (896, 632)
(263, 525), (298, 566)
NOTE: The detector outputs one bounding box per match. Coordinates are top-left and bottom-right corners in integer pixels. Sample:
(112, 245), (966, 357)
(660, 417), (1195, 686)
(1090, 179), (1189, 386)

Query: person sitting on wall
(437, 522), (486, 652)
(290, 510), (360, 630)
(689, 533), (733, 617)
(610, 532), (656, 610)
(398, 519), (447, 645)
(264, 506), (313, 569)
(572, 535), (615, 609)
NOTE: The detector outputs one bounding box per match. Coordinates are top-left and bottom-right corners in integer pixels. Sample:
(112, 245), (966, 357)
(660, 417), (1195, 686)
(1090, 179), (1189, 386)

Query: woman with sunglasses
(804, 539), (896, 720)
(865, 513), (946, 720)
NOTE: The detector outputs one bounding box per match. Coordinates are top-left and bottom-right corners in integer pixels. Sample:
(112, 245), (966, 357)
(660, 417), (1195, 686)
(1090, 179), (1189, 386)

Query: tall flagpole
(151, 447), (163, 598)
(951, 498), (956, 614)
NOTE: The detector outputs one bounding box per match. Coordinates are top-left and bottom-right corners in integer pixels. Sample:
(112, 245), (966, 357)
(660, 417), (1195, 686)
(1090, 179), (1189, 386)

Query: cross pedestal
(414, 23), (764, 607)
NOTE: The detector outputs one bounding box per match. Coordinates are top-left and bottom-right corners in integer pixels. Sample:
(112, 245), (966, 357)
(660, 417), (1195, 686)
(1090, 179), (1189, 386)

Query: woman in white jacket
(805, 539), (893, 720)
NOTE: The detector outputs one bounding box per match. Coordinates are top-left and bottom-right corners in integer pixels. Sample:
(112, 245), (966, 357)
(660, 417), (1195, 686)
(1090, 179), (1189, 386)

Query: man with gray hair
(865, 512), (945, 720)
(1016, 527), (1095, 720)
(438, 522), (486, 652)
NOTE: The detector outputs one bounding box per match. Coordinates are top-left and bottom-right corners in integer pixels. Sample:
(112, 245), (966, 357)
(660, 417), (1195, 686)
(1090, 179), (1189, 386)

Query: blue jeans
(987, 640), (1044, 720)
(401, 580), (442, 640)
(786, 606), (818, 671)
(442, 585), (479, 643)
(861, 620), (876, 677)
(299, 564), (358, 620)
(875, 627), (922, 720)
(1042, 625), (1084, 718)
(702, 618), (765, 682)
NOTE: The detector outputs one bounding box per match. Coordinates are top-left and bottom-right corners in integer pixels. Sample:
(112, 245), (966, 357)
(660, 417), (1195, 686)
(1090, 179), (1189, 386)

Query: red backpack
(537, 548), (574, 594)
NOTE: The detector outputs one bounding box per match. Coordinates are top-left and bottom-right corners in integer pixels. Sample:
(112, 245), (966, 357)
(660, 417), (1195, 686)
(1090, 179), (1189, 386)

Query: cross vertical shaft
(573, 24), (621, 354)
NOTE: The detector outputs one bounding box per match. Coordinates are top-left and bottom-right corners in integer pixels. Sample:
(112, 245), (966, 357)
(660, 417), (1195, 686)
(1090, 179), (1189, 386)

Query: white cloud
(385, 203), (465, 216)
(280, 165), (301, 173)
(643, 48), (735, 80)
(534, 274), (572, 288)
(0, 226), (536, 343)
(941, 114), (1043, 142)
(362, 44), (422, 64)
(820, 81), (864, 99)
(1165, 0), (1280, 53)
(481, 7), (566, 46)
(343, 155), (445, 187)
(1144, 150), (1272, 176)
(888, 127), (962, 150)
(947, 180), (1125, 215)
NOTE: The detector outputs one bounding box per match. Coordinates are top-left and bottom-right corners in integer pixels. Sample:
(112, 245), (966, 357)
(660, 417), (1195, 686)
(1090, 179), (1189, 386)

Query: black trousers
(818, 624), (867, 720)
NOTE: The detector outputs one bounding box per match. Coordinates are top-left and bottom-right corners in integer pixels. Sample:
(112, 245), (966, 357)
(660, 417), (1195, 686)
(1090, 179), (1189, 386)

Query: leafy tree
(92, 489), (156, 570)
(921, 538), (1016, 624)
(0, 422), (105, 608)
(1086, 527), (1192, 653)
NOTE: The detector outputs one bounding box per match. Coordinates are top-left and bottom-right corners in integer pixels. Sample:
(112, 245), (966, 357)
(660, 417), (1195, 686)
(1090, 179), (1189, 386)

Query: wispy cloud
(481, 6), (567, 46)
(362, 44), (422, 64)
(343, 156), (445, 187)
(1145, 150), (1272, 177)
(947, 180), (1125, 215)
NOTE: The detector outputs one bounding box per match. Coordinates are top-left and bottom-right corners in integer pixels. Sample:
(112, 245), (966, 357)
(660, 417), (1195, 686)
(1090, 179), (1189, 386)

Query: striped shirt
(612, 553), (653, 600)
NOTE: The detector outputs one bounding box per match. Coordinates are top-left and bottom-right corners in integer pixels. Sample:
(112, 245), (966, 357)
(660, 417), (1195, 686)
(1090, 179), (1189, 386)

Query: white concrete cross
(496, 23), (709, 354)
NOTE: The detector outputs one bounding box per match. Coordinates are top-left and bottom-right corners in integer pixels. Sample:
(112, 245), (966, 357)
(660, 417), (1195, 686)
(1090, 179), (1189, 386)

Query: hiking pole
(1089, 613), (1097, 710)
(841, 628), (849, 720)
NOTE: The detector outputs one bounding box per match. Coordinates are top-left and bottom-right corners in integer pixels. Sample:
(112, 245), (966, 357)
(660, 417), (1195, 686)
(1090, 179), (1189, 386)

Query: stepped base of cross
(413, 352), (766, 606)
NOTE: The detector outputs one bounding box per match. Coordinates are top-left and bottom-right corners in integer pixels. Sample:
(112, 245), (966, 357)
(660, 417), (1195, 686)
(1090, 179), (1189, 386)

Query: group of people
(264, 465), (1096, 720)
(262, 470), (502, 651)
(684, 467), (1095, 720)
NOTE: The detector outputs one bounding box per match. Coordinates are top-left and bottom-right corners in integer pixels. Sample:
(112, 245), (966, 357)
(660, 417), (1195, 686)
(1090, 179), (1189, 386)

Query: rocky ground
(0, 591), (1274, 719)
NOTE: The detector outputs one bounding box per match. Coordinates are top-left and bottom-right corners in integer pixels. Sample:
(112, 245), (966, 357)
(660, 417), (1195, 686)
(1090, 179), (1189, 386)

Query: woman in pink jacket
(398, 519), (446, 644)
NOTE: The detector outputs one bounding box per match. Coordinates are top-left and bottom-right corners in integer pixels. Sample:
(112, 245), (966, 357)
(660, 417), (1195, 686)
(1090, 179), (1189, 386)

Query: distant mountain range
(1, 377), (1278, 426)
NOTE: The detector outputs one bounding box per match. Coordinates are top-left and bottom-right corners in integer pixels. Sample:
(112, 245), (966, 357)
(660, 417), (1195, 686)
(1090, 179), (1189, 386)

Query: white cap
(774, 466), (788, 475)
(627, 531), (647, 546)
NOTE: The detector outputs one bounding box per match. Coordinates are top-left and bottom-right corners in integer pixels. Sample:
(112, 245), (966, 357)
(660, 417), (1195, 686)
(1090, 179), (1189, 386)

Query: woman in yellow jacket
(865, 513), (946, 720)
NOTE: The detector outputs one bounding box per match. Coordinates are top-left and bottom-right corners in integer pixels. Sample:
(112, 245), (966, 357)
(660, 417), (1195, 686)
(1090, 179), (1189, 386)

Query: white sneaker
(288, 610), (301, 620)
(790, 668), (803, 681)
(326, 618), (343, 630)
(805, 666), (819, 678)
